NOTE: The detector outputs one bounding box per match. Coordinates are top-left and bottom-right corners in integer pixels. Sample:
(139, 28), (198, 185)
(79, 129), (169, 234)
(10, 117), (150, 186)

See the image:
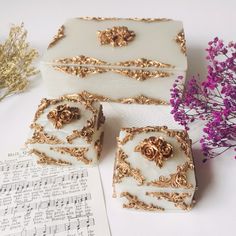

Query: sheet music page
(0, 150), (111, 236)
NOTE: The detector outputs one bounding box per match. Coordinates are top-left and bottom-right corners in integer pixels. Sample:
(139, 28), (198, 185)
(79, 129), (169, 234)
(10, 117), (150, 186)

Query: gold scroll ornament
(53, 56), (173, 81)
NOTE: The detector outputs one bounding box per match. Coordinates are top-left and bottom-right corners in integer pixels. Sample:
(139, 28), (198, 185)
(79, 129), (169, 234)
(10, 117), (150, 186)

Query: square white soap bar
(113, 126), (197, 212)
(41, 17), (187, 105)
(26, 94), (105, 166)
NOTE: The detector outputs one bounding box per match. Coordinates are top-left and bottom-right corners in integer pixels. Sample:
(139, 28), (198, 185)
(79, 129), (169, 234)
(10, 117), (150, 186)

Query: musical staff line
(0, 193), (91, 216)
(6, 218), (95, 236)
(0, 170), (88, 194)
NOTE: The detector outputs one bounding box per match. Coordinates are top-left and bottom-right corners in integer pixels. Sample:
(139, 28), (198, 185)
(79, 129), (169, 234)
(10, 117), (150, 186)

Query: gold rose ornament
(134, 136), (173, 168)
(47, 104), (80, 129)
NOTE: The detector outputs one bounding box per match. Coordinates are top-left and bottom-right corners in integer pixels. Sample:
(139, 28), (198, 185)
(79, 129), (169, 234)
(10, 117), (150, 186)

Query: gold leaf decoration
(146, 162), (194, 189)
(121, 192), (164, 211)
(146, 192), (193, 211)
(97, 26), (136, 47)
(119, 126), (192, 161)
(33, 94), (98, 123)
(113, 148), (145, 185)
(26, 123), (64, 145)
(115, 58), (173, 69)
(134, 136), (173, 168)
(0, 24), (38, 102)
(47, 104), (80, 129)
(30, 149), (71, 166)
(48, 25), (65, 49)
(66, 116), (96, 144)
(50, 147), (91, 164)
(113, 69), (172, 80)
(175, 30), (186, 55)
(53, 55), (107, 78)
(52, 56), (173, 80)
(79, 91), (168, 105)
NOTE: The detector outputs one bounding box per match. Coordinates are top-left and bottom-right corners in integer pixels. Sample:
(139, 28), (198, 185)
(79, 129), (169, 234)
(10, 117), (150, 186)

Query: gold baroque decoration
(120, 192), (164, 211)
(30, 149), (71, 166)
(146, 192), (193, 211)
(78, 17), (171, 23)
(113, 148), (145, 185)
(47, 104), (80, 129)
(33, 94), (98, 123)
(115, 58), (173, 69)
(53, 56), (173, 81)
(175, 30), (186, 55)
(66, 116), (96, 144)
(146, 161), (194, 189)
(79, 91), (168, 105)
(119, 126), (192, 161)
(134, 136), (173, 168)
(50, 147), (91, 164)
(26, 123), (64, 145)
(97, 26), (136, 47)
(48, 25), (65, 49)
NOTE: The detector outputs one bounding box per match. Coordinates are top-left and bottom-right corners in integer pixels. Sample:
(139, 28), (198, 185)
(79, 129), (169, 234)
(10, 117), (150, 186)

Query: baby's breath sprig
(0, 23), (39, 101)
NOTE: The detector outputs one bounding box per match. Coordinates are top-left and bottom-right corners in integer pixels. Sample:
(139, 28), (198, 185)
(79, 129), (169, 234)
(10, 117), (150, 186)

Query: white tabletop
(0, 1), (236, 236)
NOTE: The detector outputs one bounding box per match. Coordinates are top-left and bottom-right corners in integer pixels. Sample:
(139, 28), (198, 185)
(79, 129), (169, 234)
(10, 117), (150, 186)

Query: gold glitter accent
(121, 192), (164, 211)
(78, 17), (171, 23)
(30, 149), (71, 166)
(98, 26), (135, 47)
(79, 91), (168, 105)
(0, 23), (38, 102)
(48, 25), (65, 49)
(47, 104), (80, 129)
(26, 123), (64, 145)
(119, 126), (192, 161)
(113, 148), (145, 185)
(134, 136), (173, 168)
(94, 132), (104, 158)
(147, 162), (194, 189)
(175, 30), (186, 55)
(66, 116), (96, 144)
(53, 56), (173, 80)
(115, 58), (173, 69)
(50, 147), (91, 164)
(146, 192), (193, 211)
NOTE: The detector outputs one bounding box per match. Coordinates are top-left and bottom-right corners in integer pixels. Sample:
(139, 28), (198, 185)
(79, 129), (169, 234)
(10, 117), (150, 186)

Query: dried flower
(0, 23), (38, 101)
(170, 38), (236, 162)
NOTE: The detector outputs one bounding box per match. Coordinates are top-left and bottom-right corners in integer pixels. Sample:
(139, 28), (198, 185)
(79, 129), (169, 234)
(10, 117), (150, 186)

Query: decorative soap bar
(26, 94), (105, 166)
(113, 126), (196, 212)
(41, 17), (187, 104)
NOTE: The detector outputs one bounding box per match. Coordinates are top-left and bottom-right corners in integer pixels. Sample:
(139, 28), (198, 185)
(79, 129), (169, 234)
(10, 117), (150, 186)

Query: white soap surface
(41, 17), (187, 103)
(26, 94), (105, 166)
(113, 126), (197, 212)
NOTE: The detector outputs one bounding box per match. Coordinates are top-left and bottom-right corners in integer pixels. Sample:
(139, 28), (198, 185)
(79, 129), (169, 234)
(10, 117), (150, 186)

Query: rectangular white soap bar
(26, 94), (105, 166)
(113, 126), (197, 212)
(41, 17), (187, 105)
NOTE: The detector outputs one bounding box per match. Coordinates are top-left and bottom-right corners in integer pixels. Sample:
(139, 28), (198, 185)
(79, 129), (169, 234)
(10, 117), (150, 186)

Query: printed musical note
(0, 151), (110, 236)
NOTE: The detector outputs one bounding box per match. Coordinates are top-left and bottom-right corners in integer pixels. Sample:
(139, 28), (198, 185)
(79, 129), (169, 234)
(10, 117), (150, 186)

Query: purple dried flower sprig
(170, 37), (236, 162)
